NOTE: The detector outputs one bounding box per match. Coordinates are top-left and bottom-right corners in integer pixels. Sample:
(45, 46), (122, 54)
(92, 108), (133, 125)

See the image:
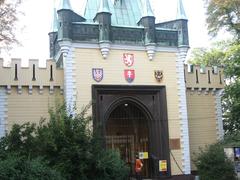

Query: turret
(138, 0), (156, 60)
(57, 0), (85, 41)
(138, 0), (155, 44)
(57, 0), (73, 41)
(176, 0), (189, 47)
(48, 4), (58, 58)
(94, 0), (112, 59)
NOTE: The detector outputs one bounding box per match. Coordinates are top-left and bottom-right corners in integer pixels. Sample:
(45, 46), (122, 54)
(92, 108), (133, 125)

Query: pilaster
(176, 47), (191, 174)
(59, 41), (76, 114)
(215, 89), (224, 140)
(0, 87), (7, 138)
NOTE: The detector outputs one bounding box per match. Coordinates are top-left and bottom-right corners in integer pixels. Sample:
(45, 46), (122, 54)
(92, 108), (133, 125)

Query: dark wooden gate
(92, 85), (171, 178)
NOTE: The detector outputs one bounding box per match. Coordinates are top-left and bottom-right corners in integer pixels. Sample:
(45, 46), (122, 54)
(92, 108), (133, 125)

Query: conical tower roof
(50, 6), (58, 32)
(58, 0), (72, 10)
(97, 0), (111, 14)
(141, 0), (154, 18)
(176, 0), (187, 20)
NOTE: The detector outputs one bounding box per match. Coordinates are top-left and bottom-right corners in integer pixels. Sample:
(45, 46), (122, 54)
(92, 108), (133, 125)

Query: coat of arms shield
(124, 69), (135, 83)
(154, 70), (163, 82)
(123, 53), (134, 67)
(92, 68), (103, 82)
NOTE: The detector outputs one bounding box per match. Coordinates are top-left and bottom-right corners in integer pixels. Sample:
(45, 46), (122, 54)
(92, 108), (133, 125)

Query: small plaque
(159, 160), (167, 172)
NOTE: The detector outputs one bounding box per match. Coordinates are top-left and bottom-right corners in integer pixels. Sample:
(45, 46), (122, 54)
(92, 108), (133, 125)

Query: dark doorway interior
(106, 102), (149, 177)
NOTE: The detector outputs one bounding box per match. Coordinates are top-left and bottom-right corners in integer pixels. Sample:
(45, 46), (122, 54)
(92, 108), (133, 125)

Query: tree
(0, 104), (129, 180)
(188, 42), (240, 134)
(205, 0), (240, 40)
(0, 0), (22, 49)
(194, 143), (236, 180)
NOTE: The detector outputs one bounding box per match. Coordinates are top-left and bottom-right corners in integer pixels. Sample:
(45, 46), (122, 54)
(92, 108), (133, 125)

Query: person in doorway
(135, 154), (143, 180)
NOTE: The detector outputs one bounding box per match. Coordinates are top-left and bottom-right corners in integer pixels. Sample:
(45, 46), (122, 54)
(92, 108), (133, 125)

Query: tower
(94, 0), (112, 59)
(138, 0), (156, 60)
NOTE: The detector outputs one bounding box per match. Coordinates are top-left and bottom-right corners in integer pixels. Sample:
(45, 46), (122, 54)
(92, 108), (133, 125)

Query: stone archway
(92, 85), (171, 178)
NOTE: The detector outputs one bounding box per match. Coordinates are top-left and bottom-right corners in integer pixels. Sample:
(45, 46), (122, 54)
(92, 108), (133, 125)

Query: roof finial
(97, 0), (111, 14)
(58, 0), (72, 10)
(50, 2), (58, 32)
(176, 0), (187, 20)
(141, 0), (154, 18)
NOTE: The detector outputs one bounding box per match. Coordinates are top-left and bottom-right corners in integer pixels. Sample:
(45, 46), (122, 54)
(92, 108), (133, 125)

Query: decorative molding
(50, 85), (54, 94)
(197, 88), (202, 95)
(0, 87), (7, 138)
(17, 85), (22, 94)
(62, 45), (76, 115)
(212, 88), (216, 95)
(6, 85), (11, 94)
(39, 85), (43, 94)
(176, 47), (191, 175)
(29, 85), (33, 94)
(60, 86), (64, 95)
(145, 43), (156, 60)
(71, 42), (178, 53)
(215, 89), (224, 140)
(99, 42), (110, 59)
(59, 40), (72, 58)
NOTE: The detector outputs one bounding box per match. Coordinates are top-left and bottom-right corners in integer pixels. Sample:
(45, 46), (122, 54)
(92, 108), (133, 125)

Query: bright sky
(1, 0), (215, 66)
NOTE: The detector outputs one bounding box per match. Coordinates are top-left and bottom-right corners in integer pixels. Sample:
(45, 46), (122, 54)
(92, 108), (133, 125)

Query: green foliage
(0, 104), (129, 180)
(188, 42), (240, 135)
(205, 0), (240, 39)
(0, 153), (63, 180)
(188, 47), (225, 66)
(194, 143), (236, 180)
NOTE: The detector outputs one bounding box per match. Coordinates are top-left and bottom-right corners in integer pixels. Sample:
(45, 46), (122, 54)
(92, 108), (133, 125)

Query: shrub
(0, 104), (129, 180)
(0, 153), (63, 180)
(194, 143), (236, 180)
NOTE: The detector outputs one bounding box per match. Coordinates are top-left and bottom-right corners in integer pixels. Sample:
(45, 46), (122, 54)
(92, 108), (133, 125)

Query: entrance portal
(106, 102), (149, 177)
(92, 85), (171, 178)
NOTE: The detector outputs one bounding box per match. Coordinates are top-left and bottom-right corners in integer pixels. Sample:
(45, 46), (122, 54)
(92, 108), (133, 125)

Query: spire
(176, 0), (187, 20)
(58, 0), (72, 10)
(97, 0), (111, 14)
(141, 0), (154, 18)
(50, 7), (58, 32)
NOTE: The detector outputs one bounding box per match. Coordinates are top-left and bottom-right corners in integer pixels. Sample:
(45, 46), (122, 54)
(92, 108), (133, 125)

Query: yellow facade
(0, 50), (224, 175)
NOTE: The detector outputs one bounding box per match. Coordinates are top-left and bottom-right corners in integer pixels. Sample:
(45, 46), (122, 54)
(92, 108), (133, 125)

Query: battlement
(184, 64), (224, 90)
(0, 58), (63, 89)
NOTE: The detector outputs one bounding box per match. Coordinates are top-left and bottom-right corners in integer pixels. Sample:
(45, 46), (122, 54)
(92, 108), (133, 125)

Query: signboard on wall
(139, 152), (148, 159)
(159, 160), (167, 172)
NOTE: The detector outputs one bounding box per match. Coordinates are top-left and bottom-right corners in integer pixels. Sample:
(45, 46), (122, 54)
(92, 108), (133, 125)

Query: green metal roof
(84, 0), (143, 27)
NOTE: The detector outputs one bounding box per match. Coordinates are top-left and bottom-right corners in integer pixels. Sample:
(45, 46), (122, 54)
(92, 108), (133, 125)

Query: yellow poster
(159, 160), (167, 172)
(139, 152), (149, 159)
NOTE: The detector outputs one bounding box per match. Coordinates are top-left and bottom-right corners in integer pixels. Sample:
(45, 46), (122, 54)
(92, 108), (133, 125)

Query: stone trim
(0, 87), (7, 138)
(71, 42), (178, 53)
(176, 47), (191, 174)
(215, 89), (224, 140)
(60, 41), (76, 114)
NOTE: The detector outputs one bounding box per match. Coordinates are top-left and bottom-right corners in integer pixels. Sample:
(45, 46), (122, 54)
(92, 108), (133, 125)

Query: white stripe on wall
(176, 47), (191, 174)
(0, 87), (7, 138)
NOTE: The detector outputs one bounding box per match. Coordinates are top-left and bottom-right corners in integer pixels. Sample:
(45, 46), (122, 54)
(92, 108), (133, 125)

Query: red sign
(123, 53), (134, 67)
(124, 69), (135, 83)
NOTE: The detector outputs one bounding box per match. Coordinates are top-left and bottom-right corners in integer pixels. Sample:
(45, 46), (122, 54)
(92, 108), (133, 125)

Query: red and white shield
(124, 69), (135, 83)
(123, 53), (134, 67)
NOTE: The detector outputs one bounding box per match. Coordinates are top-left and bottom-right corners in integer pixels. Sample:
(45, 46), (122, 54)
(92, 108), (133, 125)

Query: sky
(1, 0), (216, 66)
